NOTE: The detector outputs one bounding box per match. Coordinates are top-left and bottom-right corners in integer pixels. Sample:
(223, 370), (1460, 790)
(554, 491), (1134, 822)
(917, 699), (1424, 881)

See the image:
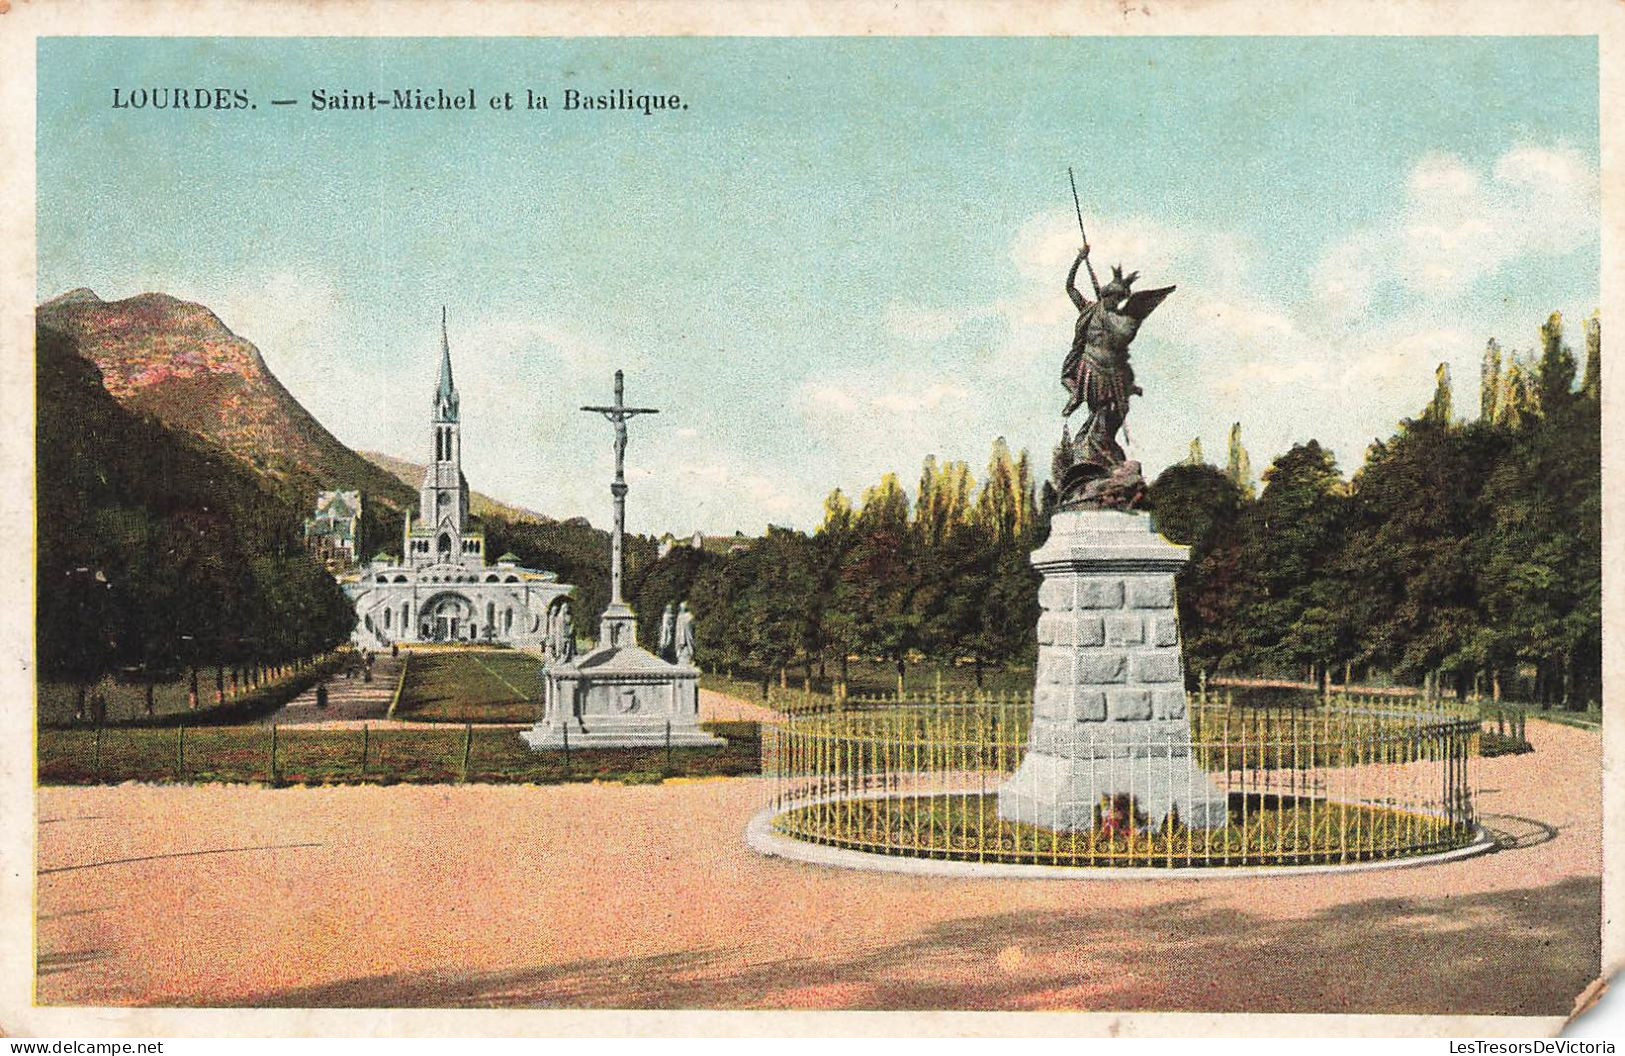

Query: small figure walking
(316, 683), (329, 710)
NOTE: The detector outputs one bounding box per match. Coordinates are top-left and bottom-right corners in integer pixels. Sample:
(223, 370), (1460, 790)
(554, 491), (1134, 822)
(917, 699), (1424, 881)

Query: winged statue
(1054, 241), (1175, 509)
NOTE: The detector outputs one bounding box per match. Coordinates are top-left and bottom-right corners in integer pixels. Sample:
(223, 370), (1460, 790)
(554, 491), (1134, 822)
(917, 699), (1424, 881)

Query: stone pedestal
(520, 642), (725, 750)
(997, 509), (1227, 831)
(598, 601), (639, 650)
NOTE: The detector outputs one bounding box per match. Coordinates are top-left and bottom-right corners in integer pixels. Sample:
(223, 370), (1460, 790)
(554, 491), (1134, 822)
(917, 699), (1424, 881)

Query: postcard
(1, 0), (1619, 1040)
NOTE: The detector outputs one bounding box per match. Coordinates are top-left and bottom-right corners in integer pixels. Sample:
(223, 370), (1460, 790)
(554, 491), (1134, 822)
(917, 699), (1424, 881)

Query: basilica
(337, 310), (574, 648)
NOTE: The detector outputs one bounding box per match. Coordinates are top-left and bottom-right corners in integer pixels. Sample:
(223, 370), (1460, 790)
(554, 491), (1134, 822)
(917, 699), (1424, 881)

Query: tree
(974, 438), (1027, 545)
(914, 456), (974, 550)
(814, 488), (859, 685)
(1343, 417), (1498, 694)
(630, 544), (714, 648)
(1422, 363), (1454, 424)
(687, 548), (753, 678)
(1232, 441), (1349, 687)
(1148, 462), (1244, 551)
(37, 323), (355, 720)
(1480, 339), (1502, 421)
(1474, 312), (1600, 707)
(846, 475), (919, 694)
(1146, 462), (1249, 678)
(1496, 352), (1537, 428)
(1581, 313), (1601, 400)
(911, 456), (976, 673)
(1536, 311), (1577, 417)
(1225, 422), (1255, 499)
(737, 527), (822, 690)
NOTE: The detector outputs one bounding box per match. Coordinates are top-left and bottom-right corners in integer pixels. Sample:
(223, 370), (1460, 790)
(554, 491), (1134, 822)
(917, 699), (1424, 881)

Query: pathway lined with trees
(258, 653), (402, 726)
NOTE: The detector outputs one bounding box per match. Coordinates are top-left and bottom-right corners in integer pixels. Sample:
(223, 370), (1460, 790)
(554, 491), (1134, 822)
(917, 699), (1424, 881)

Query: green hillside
(36, 324), (355, 711)
(36, 290), (417, 555)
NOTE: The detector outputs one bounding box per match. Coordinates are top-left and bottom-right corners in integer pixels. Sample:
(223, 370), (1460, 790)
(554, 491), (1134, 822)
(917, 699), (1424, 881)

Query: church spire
(437, 306), (455, 397)
(434, 306), (459, 422)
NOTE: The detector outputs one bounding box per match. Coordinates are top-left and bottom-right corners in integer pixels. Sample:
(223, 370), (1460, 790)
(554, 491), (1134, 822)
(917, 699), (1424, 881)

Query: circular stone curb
(744, 807), (1498, 880)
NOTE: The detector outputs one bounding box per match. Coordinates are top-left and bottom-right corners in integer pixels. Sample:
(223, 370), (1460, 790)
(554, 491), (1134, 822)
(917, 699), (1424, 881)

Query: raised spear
(1068, 167), (1103, 298)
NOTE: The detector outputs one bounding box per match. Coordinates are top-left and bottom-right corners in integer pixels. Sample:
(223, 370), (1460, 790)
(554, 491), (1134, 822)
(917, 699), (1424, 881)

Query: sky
(37, 36), (1600, 535)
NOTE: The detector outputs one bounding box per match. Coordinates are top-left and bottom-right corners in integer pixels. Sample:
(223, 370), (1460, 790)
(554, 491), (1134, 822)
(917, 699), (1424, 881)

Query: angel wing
(1122, 285), (1175, 321)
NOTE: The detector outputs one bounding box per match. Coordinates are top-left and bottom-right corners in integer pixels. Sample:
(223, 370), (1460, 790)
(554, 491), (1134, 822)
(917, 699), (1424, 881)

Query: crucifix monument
(521, 370), (724, 751)
(583, 369), (659, 650)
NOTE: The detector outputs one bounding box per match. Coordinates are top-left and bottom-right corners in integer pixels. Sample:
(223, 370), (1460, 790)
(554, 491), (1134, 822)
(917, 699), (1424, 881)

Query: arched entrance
(420, 591), (474, 642)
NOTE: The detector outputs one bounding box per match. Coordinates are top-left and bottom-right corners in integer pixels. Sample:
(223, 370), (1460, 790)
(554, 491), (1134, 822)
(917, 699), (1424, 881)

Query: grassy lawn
(774, 791), (1475, 867)
(39, 678), (196, 725)
(394, 648), (544, 723)
(701, 660), (1035, 709)
(38, 721), (761, 786)
(1522, 706), (1602, 731)
(39, 656), (342, 729)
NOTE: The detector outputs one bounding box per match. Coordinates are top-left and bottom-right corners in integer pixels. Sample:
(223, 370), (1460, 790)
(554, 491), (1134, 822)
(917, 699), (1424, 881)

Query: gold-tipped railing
(761, 693), (1480, 868)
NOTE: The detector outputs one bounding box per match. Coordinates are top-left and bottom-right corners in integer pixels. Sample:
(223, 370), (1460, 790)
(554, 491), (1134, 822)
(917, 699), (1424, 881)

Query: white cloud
(867, 141), (1596, 498)
(804, 384), (861, 413)
(801, 378), (973, 421)
(870, 382), (973, 415)
(1212, 357), (1327, 401)
(1408, 152), (1480, 197)
(795, 372), (992, 497)
(664, 453), (805, 530)
(1316, 143), (1597, 317)
(1337, 325), (1475, 388)
(1495, 144), (1591, 191)
(80, 141), (1595, 534)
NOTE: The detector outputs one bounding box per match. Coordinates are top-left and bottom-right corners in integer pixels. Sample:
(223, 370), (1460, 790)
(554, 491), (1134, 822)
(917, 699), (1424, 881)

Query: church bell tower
(417, 307), (472, 565)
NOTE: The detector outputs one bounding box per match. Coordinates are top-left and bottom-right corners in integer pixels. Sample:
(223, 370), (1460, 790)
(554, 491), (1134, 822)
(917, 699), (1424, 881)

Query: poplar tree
(1480, 339), (1502, 421)
(1422, 363), (1454, 424)
(975, 438), (1023, 545)
(1581, 313), (1601, 401)
(1496, 355), (1534, 428)
(1225, 422), (1255, 500)
(1537, 311), (1577, 416)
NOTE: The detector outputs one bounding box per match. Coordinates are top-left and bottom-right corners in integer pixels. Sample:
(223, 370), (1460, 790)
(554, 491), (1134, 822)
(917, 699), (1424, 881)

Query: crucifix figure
(582, 370), (658, 646)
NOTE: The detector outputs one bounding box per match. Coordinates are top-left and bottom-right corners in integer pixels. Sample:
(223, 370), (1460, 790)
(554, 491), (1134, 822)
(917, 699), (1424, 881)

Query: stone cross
(582, 371), (658, 644)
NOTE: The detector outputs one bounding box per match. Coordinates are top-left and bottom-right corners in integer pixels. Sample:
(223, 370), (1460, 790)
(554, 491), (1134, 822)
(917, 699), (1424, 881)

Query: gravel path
(34, 714), (1599, 1016)
(256, 654), (401, 725)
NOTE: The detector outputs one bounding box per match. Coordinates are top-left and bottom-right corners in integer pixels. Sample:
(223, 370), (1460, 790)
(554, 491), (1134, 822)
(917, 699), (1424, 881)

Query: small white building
(337, 310), (573, 648)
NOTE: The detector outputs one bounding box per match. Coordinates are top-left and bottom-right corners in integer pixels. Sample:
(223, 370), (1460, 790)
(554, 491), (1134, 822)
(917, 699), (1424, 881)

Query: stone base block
(997, 749), (1229, 832)
(520, 721), (726, 750)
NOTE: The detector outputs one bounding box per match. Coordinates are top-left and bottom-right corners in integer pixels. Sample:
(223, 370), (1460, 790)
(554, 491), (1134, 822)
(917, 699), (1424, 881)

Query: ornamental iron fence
(761, 693), (1480, 868)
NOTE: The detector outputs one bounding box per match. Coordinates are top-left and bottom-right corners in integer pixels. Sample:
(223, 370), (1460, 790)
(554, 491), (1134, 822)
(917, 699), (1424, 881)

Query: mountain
(34, 287), (602, 566)
(358, 449), (557, 525)
(36, 322), (354, 692)
(35, 289), (416, 518)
